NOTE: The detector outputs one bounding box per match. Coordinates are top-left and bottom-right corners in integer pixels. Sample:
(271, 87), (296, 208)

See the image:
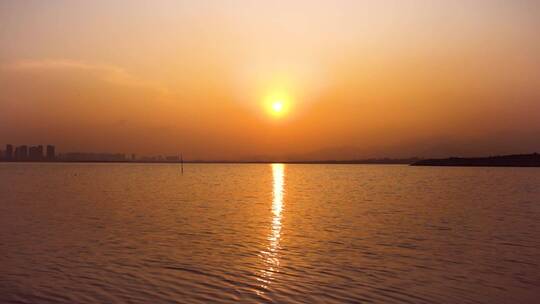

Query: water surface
(1, 163), (539, 303)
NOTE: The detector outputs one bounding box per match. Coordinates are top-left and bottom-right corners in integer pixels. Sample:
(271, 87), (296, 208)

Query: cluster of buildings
(59, 152), (127, 162)
(1, 144), (182, 163)
(1, 144), (55, 161)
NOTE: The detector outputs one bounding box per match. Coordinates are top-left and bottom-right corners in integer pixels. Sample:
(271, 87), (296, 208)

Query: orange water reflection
(258, 163), (285, 290)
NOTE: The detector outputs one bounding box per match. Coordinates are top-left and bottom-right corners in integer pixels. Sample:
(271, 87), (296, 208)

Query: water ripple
(0, 163), (539, 303)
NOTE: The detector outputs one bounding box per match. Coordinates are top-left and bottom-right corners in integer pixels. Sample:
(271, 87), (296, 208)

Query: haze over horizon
(1, 0), (540, 160)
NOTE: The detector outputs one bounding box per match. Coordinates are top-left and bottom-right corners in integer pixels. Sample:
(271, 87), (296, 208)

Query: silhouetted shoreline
(412, 153), (540, 167)
(0, 158), (417, 165)
(4, 153), (540, 166)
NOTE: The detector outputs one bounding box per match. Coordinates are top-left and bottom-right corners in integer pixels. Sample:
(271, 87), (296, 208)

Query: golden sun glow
(272, 101), (284, 113)
(264, 92), (291, 118)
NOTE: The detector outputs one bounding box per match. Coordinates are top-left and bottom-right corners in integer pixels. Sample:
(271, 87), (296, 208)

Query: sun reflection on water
(257, 163), (285, 291)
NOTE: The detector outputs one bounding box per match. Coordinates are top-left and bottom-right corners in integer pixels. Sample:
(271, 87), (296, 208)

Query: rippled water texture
(1, 163), (539, 303)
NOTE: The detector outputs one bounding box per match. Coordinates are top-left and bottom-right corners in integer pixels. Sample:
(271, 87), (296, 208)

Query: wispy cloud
(3, 59), (169, 95)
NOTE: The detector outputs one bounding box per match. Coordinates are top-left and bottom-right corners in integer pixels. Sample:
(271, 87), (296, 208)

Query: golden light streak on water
(257, 163), (285, 291)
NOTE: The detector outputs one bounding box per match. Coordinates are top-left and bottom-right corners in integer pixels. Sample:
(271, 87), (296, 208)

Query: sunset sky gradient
(1, 0), (539, 160)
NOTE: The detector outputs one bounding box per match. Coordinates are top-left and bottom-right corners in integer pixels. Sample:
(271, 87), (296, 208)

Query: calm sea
(0, 163), (539, 303)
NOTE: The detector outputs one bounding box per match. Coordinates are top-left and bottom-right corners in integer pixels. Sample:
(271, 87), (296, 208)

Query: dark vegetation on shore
(412, 153), (540, 167)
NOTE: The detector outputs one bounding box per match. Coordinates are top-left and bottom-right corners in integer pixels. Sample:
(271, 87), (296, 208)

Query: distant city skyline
(0, 144), (189, 162)
(2, 144), (55, 161)
(2, 142), (540, 163)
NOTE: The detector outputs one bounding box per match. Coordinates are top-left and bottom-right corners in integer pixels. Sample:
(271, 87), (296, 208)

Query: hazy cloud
(3, 59), (169, 95)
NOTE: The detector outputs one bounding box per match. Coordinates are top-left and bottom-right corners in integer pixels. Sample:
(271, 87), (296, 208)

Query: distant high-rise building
(19, 145), (28, 160)
(29, 145), (44, 161)
(29, 146), (37, 160)
(37, 145), (43, 160)
(5, 144), (13, 160)
(46, 145), (56, 161)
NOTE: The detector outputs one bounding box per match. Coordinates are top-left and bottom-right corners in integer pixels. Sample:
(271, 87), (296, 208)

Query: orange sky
(1, 1), (539, 160)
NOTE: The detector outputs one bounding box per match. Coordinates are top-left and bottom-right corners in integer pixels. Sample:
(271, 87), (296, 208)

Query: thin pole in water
(180, 153), (184, 174)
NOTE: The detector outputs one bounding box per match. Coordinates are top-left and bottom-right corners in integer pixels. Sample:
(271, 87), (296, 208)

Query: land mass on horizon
(412, 153), (540, 167)
(2, 143), (540, 166)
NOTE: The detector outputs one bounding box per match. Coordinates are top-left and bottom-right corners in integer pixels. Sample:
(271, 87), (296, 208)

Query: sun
(264, 92), (291, 118)
(272, 101), (284, 113)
